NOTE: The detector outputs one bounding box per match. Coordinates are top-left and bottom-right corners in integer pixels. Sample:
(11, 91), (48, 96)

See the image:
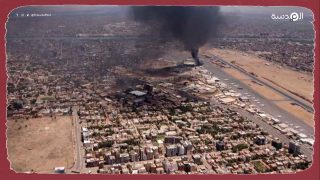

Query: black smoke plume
(130, 6), (222, 65)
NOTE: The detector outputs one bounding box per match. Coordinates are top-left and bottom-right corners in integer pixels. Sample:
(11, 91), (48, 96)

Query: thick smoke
(130, 6), (222, 65)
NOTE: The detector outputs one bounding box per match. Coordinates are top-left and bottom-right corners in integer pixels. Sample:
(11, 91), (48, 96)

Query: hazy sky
(220, 6), (312, 15)
(12, 5), (313, 17)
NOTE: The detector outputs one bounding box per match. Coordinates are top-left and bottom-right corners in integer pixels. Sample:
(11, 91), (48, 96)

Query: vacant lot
(206, 48), (313, 102)
(7, 116), (74, 173)
(224, 68), (313, 126)
(203, 48), (314, 126)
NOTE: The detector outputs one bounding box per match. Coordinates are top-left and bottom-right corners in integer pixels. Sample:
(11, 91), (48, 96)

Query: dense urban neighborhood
(6, 6), (314, 174)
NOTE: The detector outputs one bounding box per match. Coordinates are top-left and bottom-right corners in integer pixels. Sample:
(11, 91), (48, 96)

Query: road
(210, 90), (313, 161)
(71, 106), (84, 172)
(202, 58), (314, 160)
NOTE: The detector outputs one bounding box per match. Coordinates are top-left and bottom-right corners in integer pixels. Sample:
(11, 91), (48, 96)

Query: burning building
(130, 6), (222, 66)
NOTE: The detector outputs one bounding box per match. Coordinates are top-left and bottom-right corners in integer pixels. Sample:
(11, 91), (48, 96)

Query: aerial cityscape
(6, 6), (314, 174)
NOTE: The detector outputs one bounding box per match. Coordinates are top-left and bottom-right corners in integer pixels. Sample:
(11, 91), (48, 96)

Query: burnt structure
(191, 48), (202, 66)
(131, 6), (222, 66)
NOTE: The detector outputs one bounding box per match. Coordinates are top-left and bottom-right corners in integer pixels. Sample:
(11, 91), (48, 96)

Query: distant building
(140, 149), (147, 161)
(129, 90), (147, 104)
(163, 160), (178, 173)
(220, 97), (236, 104)
(181, 140), (192, 155)
(156, 167), (164, 174)
(129, 90), (147, 97)
(107, 155), (116, 165)
(164, 136), (182, 144)
(271, 139), (283, 150)
(119, 153), (130, 163)
(216, 141), (225, 151)
(143, 84), (153, 94)
(255, 135), (267, 145)
(239, 96), (249, 102)
(289, 141), (301, 155)
(177, 144), (185, 156)
(166, 145), (178, 157)
(192, 154), (202, 164)
(129, 151), (139, 162)
(146, 149), (154, 160)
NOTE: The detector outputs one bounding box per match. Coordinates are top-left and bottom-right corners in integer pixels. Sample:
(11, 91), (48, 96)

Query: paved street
(71, 106), (84, 173)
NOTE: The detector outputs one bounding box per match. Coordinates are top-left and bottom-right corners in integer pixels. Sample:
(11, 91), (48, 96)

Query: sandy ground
(7, 116), (74, 173)
(205, 48), (313, 102)
(224, 68), (314, 126)
(203, 48), (314, 127)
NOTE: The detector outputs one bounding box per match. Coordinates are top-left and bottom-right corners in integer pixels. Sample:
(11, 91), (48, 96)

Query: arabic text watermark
(271, 12), (303, 22)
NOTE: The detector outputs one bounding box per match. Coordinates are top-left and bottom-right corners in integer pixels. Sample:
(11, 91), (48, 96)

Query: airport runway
(202, 58), (314, 160)
(210, 98), (313, 160)
(202, 57), (314, 137)
(211, 55), (313, 113)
